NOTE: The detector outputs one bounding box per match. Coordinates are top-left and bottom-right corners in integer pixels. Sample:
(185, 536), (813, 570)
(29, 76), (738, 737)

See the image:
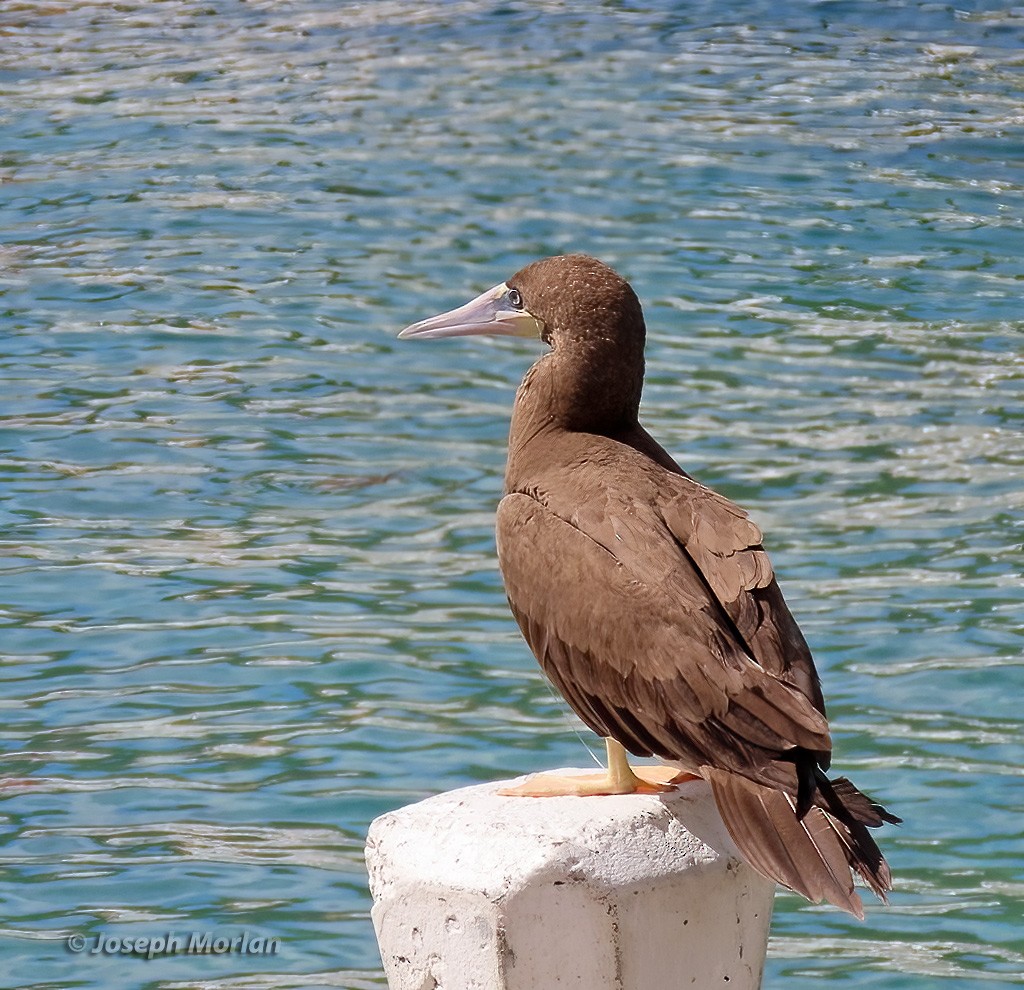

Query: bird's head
(399, 253), (643, 353)
(399, 254), (646, 430)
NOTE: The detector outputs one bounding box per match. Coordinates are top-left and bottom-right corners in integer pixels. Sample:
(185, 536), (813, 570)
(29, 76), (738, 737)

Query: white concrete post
(366, 770), (775, 990)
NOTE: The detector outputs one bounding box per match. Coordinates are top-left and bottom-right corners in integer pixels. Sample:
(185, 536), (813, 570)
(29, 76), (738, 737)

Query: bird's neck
(504, 351), (644, 491)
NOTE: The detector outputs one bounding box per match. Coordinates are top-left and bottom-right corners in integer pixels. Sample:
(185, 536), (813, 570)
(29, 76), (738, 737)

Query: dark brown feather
(497, 488), (832, 774)
(707, 768), (866, 918)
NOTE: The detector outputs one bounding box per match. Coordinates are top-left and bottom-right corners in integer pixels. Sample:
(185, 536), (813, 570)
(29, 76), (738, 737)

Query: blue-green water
(1, 2), (1021, 988)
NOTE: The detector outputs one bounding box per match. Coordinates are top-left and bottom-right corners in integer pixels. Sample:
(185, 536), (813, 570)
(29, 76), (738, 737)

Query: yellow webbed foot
(496, 771), (664, 797)
(497, 739), (698, 797)
(633, 764), (699, 787)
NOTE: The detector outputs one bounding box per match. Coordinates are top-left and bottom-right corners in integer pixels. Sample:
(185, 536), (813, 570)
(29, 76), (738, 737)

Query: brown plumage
(399, 253), (898, 918)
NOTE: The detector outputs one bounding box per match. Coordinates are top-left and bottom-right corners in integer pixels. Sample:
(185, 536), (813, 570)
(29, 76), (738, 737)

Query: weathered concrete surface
(366, 771), (775, 990)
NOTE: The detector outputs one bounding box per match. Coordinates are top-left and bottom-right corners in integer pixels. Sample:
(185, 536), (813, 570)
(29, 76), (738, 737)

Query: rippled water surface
(2, 2), (1022, 988)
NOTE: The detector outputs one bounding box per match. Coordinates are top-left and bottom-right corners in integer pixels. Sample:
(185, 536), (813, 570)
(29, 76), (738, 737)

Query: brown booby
(398, 254), (898, 918)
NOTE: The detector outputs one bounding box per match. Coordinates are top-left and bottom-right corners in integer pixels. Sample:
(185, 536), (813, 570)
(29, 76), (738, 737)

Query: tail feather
(829, 775), (903, 827)
(706, 767), (896, 919)
(815, 773), (897, 900)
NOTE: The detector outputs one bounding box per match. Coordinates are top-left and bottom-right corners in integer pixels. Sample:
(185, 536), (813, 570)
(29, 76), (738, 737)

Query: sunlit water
(1, 2), (1021, 988)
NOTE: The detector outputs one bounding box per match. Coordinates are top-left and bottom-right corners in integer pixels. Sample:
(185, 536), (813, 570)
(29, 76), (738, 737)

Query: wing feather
(661, 482), (826, 718)
(496, 490), (830, 777)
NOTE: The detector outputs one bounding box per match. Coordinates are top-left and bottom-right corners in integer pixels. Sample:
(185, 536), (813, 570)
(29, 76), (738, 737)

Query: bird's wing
(496, 490), (830, 777)
(660, 480), (827, 719)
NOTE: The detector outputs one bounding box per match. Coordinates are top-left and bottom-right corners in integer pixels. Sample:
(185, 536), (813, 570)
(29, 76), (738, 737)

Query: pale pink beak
(398, 283), (542, 340)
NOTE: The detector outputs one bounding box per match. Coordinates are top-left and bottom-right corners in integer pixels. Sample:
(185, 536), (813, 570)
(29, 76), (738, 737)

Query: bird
(398, 253), (898, 918)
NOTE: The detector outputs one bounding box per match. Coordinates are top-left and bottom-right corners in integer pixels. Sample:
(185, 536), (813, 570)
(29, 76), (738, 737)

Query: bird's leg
(497, 737), (696, 797)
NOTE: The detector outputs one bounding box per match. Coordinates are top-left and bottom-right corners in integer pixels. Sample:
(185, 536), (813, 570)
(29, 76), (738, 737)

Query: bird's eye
(507, 288), (523, 309)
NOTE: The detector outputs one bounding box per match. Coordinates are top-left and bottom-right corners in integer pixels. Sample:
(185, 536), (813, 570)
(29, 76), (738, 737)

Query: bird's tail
(705, 767), (900, 919)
